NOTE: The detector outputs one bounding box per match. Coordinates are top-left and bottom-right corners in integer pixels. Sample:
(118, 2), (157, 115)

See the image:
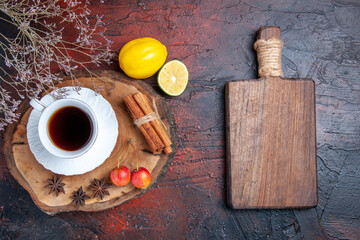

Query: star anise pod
(71, 186), (90, 206)
(89, 177), (111, 200)
(45, 175), (65, 197)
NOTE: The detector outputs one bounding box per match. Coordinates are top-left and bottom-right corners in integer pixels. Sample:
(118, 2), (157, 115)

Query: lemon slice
(158, 60), (189, 96)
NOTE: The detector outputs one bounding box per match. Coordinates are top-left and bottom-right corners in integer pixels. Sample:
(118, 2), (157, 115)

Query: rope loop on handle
(254, 38), (283, 77)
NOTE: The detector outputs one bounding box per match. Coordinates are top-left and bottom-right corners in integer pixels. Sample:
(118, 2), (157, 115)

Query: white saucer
(27, 87), (118, 176)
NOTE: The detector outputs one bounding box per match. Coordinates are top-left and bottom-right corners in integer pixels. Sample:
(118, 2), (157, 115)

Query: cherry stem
(128, 138), (138, 171)
(117, 149), (120, 168)
(117, 138), (133, 169)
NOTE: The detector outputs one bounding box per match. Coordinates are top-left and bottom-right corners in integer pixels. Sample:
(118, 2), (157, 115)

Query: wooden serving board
(225, 27), (317, 209)
(3, 70), (176, 215)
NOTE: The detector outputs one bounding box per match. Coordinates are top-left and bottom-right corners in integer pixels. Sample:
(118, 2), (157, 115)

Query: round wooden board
(3, 70), (176, 215)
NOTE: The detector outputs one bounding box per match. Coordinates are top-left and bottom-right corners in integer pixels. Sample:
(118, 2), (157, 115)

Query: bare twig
(0, 0), (115, 130)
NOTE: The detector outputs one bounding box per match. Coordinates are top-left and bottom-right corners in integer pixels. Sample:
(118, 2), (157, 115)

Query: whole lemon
(119, 37), (167, 79)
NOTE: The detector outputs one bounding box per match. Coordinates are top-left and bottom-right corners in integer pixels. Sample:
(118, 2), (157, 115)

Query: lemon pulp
(157, 60), (189, 96)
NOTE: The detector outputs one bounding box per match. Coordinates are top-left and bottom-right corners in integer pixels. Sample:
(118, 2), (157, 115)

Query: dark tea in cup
(48, 106), (92, 151)
(31, 98), (98, 159)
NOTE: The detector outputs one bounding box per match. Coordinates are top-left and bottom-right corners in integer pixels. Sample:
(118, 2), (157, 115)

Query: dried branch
(0, 0), (115, 130)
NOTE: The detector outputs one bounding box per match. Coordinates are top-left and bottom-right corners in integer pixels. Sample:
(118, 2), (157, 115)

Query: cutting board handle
(254, 26), (283, 78)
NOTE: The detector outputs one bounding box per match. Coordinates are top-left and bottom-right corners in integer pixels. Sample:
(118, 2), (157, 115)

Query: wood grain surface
(0, 0), (359, 239)
(226, 77), (317, 208)
(3, 71), (176, 215)
(226, 26), (317, 208)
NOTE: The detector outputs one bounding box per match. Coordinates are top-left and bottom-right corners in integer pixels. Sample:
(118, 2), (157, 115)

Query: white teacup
(30, 98), (98, 159)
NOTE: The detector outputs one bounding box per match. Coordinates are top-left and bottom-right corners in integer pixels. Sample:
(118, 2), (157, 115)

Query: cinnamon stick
(133, 92), (172, 154)
(124, 95), (164, 154)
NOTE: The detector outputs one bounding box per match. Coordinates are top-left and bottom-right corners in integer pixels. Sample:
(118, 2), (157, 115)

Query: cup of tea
(30, 98), (98, 159)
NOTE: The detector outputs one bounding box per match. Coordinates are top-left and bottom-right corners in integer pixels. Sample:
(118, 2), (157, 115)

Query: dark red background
(1, 0), (360, 239)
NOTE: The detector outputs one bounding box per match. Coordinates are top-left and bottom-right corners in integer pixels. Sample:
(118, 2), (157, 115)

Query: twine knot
(133, 98), (167, 130)
(254, 38), (283, 77)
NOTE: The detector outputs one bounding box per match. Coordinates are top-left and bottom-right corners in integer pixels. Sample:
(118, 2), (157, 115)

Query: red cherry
(131, 167), (151, 188)
(110, 166), (131, 186)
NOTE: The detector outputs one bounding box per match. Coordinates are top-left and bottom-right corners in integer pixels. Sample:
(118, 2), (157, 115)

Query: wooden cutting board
(3, 70), (176, 215)
(225, 27), (317, 209)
